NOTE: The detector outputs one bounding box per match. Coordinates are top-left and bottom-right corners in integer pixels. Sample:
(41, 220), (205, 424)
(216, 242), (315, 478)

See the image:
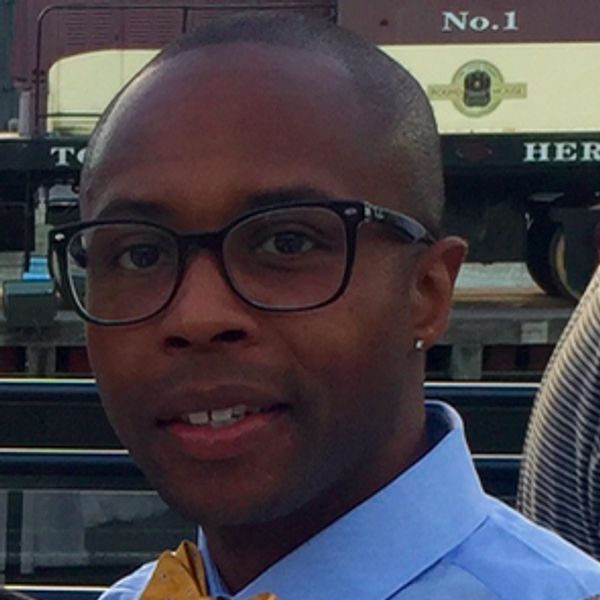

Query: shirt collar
(199, 401), (490, 600)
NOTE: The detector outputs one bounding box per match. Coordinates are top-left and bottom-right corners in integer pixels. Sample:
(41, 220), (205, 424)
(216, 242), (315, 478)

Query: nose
(158, 251), (260, 352)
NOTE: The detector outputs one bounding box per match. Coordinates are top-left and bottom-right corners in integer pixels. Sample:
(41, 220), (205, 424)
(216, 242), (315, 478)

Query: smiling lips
(183, 404), (268, 428)
(162, 400), (288, 460)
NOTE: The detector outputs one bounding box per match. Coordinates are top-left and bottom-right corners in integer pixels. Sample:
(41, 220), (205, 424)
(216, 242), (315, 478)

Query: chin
(155, 488), (281, 527)
(133, 443), (335, 528)
(152, 470), (325, 528)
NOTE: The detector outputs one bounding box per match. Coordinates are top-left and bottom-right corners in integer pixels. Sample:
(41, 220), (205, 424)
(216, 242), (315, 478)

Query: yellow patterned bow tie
(139, 540), (277, 600)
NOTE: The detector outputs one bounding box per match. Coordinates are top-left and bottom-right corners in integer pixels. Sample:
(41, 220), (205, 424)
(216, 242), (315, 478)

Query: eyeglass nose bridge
(171, 228), (258, 312)
(178, 230), (225, 263)
(173, 229), (238, 301)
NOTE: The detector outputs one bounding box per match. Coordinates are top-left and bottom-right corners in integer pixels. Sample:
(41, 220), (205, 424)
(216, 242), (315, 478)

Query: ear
(409, 237), (468, 350)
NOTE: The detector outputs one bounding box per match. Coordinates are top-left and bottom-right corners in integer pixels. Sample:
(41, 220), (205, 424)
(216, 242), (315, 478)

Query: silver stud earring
(414, 339), (425, 351)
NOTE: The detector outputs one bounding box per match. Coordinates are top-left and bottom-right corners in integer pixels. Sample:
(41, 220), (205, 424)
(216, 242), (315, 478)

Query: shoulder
(446, 500), (600, 598)
(97, 561), (156, 600)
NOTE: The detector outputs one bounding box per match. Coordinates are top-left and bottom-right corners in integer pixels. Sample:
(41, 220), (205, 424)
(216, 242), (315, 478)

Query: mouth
(178, 403), (287, 429)
(157, 399), (290, 460)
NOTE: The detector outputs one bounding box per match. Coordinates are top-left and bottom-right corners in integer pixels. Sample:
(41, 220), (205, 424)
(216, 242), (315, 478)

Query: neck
(202, 409), (429, 593)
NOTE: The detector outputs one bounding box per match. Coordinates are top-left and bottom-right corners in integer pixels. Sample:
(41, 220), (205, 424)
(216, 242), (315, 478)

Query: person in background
(518, 266), (600, 558)
(49, 13), (600, 599)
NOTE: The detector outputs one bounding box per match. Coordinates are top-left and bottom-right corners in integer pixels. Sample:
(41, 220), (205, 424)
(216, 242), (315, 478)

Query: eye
(68, 238), (88, 268)
(117, 244), (164, 270)
(260, 231), (316, 256)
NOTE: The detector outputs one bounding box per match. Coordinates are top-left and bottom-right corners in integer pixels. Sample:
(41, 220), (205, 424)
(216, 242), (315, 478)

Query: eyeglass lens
(67, 223), (179, 322)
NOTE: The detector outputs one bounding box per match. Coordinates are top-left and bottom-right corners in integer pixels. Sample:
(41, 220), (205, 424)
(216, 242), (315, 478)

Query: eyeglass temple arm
(363, 203), (436, 245)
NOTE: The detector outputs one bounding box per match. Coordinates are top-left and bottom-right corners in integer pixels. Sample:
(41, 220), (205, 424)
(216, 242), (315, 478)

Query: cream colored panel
(47, 49), (159, 135)
(382, 43), (600, 134)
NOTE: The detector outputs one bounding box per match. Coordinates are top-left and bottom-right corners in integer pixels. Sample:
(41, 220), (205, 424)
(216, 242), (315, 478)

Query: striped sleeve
(518, 266), (600, 558)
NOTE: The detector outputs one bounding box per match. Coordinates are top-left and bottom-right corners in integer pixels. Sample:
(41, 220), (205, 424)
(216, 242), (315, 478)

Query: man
(48, 13), (600, 599)
(518, 267), (600, 558)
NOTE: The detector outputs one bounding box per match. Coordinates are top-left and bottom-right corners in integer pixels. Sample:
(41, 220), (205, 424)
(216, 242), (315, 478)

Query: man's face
(83, 44), (451, 526)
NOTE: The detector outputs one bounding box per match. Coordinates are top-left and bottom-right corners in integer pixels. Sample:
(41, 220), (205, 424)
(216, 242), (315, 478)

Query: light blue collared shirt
(100, 402), (600, 599)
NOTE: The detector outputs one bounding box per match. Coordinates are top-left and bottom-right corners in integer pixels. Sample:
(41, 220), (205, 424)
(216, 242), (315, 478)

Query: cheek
(282, 289), (412, 417)
(303, 268), (413, 369)
(274, 305), (414, 492)
(87, 325), (151, 379)
(86, 327), (154, 425)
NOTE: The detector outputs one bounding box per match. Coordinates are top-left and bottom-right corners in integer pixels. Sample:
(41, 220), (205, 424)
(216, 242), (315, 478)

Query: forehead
(82, 43), (386, 224)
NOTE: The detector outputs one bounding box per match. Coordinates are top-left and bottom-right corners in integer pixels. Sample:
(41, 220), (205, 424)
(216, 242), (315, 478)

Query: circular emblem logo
(428, 60), (527, 118)
(454, 60), (502, 117)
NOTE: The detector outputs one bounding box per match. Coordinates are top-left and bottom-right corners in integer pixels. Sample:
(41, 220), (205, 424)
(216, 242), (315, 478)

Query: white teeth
(183, 404), (254, 428)
(187, 411), (209, 425)
(232, 404), (247, 417)
(210, 407), (234, 422)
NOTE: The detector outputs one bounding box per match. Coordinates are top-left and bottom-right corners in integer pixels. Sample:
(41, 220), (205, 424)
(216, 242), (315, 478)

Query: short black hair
(84, 12), (444, 234)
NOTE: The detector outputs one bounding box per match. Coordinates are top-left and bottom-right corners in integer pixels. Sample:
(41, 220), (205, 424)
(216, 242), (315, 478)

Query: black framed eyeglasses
(48, 200), (436, 326)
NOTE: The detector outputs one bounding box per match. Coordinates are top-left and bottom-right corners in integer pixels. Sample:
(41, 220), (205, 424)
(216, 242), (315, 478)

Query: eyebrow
(92, 199), (174, 221)
(91, 185), (342, 223)
(244, 186), (341, 211)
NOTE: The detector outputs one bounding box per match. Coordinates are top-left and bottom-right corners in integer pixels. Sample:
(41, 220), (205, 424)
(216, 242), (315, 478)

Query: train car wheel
(525, 218), (562, 297)
(549, 229), (584, 302)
